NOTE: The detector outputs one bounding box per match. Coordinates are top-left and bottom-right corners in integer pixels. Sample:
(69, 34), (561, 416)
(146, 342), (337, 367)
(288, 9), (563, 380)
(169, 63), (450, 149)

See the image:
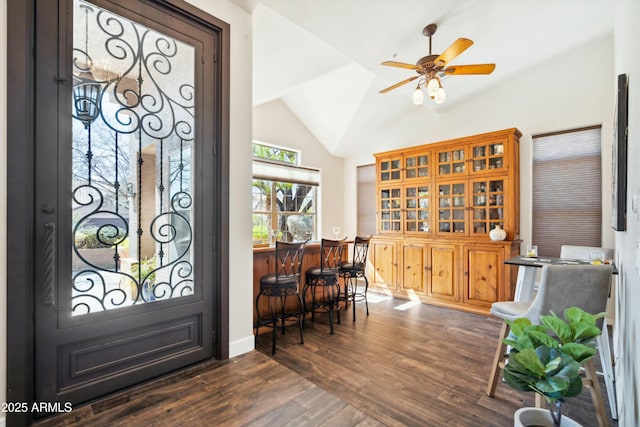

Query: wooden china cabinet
(371, 128), (522, 315)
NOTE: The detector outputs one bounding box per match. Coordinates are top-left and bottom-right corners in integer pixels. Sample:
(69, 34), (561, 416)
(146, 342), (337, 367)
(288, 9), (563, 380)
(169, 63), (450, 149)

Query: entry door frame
(6, 1), (229, 425)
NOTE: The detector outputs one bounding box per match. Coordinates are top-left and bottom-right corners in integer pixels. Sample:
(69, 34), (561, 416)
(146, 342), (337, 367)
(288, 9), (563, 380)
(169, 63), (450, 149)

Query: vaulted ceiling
(230, 0), (614, 157)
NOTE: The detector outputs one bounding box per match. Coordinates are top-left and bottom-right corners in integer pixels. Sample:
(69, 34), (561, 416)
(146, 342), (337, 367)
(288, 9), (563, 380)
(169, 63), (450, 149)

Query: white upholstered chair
(486, 264), (613, 427)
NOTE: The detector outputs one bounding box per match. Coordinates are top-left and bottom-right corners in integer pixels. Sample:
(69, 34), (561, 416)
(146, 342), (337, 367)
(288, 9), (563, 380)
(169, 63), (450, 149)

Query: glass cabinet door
(404, 184), (431, 233)
(379, 187), (402, 232)
(437, 182), (466, 235)
(470, 140), (506, 173)
(404, 153), (430, 180)
(471, 179), (505, 235)
(437, 148), (466, 177)
(379, 157), (402, 182)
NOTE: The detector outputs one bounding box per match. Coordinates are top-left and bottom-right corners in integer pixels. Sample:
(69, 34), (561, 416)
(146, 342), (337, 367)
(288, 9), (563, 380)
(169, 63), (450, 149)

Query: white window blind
(532, 126), (602, 257)
(252, 160), (320, 186)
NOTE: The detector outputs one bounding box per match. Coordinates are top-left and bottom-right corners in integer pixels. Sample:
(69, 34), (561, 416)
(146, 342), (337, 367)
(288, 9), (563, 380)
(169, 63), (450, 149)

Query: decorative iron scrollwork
(71, 0), (195, 315)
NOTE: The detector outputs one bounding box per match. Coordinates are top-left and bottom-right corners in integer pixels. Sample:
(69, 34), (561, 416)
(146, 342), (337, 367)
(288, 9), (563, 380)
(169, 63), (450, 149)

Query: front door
(33, 0), (227, 412)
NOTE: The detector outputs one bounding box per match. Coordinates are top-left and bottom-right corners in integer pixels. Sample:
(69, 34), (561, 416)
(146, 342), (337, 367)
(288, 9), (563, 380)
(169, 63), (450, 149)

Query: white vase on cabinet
(489, 225), (507, 241)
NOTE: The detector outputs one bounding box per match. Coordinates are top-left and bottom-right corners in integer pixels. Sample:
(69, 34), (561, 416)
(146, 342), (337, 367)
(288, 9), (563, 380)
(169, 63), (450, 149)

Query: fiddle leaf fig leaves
(502, 306), (602, 405)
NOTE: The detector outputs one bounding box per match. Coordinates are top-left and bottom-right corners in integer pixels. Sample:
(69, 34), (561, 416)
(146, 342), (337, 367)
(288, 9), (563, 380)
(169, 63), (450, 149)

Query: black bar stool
(303, 238), (345, 334)
(255, 240), (306, 354)
(338, 236), (371, 321)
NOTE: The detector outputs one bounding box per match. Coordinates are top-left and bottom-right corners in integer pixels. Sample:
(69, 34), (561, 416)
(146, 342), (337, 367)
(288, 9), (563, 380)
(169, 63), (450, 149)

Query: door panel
(428, 244), (458, 301)
(464, 247), (501, 306)
(371, 240), (397, 288)
(34, 0), (223, 410)
(401, 243), (426, 293)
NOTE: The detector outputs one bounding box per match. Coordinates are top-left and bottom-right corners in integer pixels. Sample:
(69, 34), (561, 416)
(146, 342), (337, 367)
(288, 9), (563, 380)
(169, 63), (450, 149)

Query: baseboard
(229, 335), (255, 358)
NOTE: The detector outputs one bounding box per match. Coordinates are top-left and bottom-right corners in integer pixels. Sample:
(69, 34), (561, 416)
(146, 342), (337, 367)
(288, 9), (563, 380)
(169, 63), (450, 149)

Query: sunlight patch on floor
(366, 293), (391, 304)
(393, 300), (422, 311)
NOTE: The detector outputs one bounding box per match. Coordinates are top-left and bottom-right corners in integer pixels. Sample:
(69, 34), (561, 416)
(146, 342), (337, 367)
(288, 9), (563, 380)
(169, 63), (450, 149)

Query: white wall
(344, 35), (616, 251)
(614, 1), (640, 425)
(184, 0), (255, 357)
(253, 99), (345, 238)
(0, 0), (7, 425)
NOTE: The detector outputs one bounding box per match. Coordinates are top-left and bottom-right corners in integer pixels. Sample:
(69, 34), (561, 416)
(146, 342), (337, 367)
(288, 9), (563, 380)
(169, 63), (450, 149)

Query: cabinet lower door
(427, 244), (459, 301)
(370, 240), (397, 289)
(400, 243), (427, 294)
(463, 246), (502, 307)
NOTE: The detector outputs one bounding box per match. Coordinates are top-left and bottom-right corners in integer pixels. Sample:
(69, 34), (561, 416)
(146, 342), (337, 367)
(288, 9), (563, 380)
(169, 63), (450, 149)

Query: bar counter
(253, 241), (348, 331)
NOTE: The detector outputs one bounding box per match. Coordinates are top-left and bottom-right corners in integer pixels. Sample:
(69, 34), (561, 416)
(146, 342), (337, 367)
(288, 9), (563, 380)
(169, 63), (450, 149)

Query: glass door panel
(405, 153), (430, 179)
(437, 148), (466, 177)
(471, 179), (505, 235)
(405, 185), (431, 233)
(437, 182), (466, 235)
(380, 187), (402, 232)
(379, 158), (402, 182)
(470, 140), (506, 173)
(71, 0), (195, 314)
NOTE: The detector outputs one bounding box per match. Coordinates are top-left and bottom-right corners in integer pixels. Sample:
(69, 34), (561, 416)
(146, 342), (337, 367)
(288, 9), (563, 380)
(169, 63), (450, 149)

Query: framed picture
(612, 73), (629, 231)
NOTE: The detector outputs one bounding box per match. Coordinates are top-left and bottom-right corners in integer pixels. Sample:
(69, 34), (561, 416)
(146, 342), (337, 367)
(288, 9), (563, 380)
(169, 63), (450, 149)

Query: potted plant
(502, 306), (605, 427)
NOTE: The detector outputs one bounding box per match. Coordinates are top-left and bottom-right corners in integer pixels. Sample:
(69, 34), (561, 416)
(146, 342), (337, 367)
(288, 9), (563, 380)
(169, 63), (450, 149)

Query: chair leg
(351, 277), (356, 322)
(270, 298), (277, 355)
(363, 275), (369, 316)
(334, 280), (341, 326)
(486, 321), (510, 397)
(296, 293), (304, 344)
(584, 358), (610, 427)
(535, 393), (545, 408)
(327, 283), (335, 334)
(254, 293), (262, 345)
(596, 328), (617, 419)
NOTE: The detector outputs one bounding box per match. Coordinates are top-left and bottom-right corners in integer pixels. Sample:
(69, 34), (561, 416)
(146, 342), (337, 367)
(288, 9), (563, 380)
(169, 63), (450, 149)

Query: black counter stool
(255, 240), (306, 354)
(338, 236), (371, 321)
(303, 238), (345, 335)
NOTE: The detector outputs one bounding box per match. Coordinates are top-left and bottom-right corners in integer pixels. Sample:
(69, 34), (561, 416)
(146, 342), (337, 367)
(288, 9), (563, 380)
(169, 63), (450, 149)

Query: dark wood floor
(34, 293), (617, 426)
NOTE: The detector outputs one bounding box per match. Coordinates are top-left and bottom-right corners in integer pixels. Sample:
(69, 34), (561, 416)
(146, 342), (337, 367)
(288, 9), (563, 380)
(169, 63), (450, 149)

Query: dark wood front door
(28, 0), (228, 417)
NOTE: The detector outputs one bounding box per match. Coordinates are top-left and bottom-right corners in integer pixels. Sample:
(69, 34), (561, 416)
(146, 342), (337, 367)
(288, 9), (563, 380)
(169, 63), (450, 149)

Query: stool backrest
(320, 238), (346, 271)
(352, 236), (371, 267)
(274, 241), (306, 283)
(525, 264), (613, 327)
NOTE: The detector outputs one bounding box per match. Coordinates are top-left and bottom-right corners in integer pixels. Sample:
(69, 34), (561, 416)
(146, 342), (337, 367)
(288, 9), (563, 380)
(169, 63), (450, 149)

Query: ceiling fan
(379, 23), (495, 104)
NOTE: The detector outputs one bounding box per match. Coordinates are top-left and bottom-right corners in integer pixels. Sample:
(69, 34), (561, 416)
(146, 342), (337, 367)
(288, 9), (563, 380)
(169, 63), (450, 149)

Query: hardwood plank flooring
(34, 294), (617, 426)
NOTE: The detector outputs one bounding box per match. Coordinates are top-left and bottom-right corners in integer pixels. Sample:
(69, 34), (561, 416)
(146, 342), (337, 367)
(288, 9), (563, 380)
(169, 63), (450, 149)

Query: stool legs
(303, 277), (340, 334)
(255, 292), (304, 355)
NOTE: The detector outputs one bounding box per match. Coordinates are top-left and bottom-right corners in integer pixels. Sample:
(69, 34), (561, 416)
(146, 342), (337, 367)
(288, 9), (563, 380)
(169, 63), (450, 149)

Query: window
(252, 143), (319, 244)
(253, 141), (298, 165)
(357, 164), (376, 236)
(532, 126), (602, 257)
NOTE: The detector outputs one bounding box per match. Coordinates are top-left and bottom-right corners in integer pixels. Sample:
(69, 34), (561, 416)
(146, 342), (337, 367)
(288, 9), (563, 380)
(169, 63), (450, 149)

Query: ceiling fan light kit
(381, 23), (495, 105)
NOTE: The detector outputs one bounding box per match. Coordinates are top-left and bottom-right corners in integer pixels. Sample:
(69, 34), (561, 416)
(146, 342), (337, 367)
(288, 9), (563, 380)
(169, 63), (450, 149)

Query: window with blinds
(251, 142), (319, 245)
(532, 126), (602, 257)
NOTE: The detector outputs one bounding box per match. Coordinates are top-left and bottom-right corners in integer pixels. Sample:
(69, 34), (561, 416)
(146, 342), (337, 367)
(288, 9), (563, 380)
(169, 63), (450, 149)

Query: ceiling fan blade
(434, 38), (473, 67)
(381, 61), (420, 70)
(379, 75), (419, 93)
(443, 64), (496, 75)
